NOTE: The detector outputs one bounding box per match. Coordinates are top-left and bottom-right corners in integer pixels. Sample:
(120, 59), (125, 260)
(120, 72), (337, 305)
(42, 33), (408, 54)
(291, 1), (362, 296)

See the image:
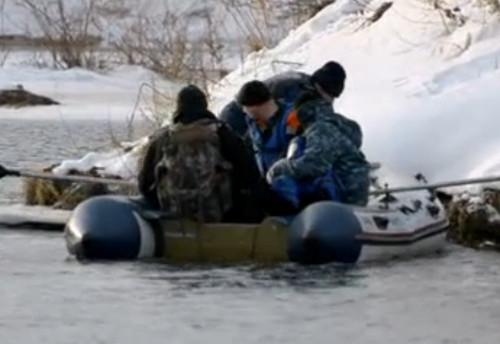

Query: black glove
(0, 165), (9, 178)
(0, 166), (18, 178)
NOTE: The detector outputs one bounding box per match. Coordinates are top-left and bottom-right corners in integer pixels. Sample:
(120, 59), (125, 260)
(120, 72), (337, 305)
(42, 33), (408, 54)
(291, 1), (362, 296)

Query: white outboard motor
(64, 195), (157, 260)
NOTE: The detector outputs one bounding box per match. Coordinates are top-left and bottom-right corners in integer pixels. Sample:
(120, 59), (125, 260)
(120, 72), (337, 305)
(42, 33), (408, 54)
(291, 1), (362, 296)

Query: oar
(370, 175), (500, 196)
(0, 164), (137, 187)
(4, 164), (500, 196)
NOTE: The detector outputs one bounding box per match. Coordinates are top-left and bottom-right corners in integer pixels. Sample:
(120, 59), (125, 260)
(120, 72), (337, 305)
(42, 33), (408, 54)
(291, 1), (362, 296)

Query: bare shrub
(0, 44), (11, 66)
(220, 0), (337, 53)
(9, 0), (338, 80)
(105, 3), (230, 95)
(220, 0), (280, 52)
(133, 81), (178, 129)
(14, 0), (104, 69)
(278, 0), (337, 26)
(482, 0), (500, 13)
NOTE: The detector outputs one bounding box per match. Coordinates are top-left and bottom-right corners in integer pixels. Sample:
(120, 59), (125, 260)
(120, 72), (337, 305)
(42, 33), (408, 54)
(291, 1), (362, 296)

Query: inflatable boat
(63, 165), (450, 264)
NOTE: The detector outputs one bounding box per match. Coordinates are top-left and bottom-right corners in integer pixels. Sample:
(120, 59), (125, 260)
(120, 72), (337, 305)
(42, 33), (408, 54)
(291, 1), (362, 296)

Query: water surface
(0, 119), (499, 344)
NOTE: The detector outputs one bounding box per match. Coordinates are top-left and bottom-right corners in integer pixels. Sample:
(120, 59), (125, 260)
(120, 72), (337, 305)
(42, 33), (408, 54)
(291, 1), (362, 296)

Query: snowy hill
(210, 0), (500, 185)
(14, 0), (500, 192)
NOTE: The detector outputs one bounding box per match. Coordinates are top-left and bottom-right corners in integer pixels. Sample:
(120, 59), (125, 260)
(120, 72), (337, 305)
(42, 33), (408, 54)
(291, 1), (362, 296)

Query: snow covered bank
(210, 0), (500, 189)
(15, 0), (500, 192)
(0, 65), (180, 121)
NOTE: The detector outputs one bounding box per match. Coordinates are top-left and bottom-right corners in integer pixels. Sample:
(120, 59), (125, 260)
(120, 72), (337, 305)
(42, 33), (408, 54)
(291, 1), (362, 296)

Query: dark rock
(0, 86), (60, 107)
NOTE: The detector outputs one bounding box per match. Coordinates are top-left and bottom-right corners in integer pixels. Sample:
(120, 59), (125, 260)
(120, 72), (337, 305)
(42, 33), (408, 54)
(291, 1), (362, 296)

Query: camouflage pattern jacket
(154, 119), (234, 222)
(267, 98), (370, 206)
(138, 115), (262, 221)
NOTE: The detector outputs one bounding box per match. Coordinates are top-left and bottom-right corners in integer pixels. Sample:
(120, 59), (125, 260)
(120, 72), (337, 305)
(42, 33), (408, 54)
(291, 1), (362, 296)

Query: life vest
(245, 103), (295, 176)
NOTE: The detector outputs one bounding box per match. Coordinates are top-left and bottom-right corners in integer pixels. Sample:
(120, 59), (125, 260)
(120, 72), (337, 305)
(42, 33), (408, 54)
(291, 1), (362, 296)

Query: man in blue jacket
(219, 61), (362, 148)
(235, 80), (298, 177)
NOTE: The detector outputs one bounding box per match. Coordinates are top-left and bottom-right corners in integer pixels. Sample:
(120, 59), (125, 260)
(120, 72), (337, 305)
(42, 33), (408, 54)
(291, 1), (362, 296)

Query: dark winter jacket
(138, 86), (262, 218)
(138, 116), (261, 204)
(266, 91), (370, 206)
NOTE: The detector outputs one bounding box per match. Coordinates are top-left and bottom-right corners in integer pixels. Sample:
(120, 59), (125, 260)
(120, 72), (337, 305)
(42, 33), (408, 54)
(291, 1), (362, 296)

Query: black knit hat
(236, 80), (272, 106)
(311, 61), (346, 98)
(176, 84), (208, 111)
(173, 84), (216, 124)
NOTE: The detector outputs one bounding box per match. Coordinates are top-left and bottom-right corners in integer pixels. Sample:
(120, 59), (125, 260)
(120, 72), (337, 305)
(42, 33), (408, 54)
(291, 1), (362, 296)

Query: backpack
(154, 118), (233, 222)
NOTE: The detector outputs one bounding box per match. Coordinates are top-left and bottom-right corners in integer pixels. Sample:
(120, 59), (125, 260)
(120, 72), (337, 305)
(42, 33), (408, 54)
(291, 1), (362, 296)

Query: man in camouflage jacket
(266, 90), (370, 206)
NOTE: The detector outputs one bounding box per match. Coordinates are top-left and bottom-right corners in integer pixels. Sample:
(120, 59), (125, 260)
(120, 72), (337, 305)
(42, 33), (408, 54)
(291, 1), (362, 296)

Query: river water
(0, 119), (499, 344)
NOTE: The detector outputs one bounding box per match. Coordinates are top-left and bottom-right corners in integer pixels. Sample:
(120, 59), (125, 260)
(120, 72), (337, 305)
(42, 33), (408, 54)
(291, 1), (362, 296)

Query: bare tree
(107, 2), (228, 93)
(15, 0), (104, 69)
(482, 0), (500, 12)
(278, 0), (337, 26)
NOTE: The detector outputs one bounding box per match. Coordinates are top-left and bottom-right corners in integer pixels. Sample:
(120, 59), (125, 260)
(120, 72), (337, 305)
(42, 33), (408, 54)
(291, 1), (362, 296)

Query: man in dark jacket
(219, 61), (363, 147)
(219, 71), (309, 139)
(235, 80), (299, 176)
(138, 85), (263, 222)
(266, 90), (370, 207)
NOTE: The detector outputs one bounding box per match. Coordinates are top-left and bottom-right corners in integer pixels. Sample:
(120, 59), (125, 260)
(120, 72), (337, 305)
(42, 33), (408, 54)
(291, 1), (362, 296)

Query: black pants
(254, 181), (299, 217)
(223, 180), (298, 223)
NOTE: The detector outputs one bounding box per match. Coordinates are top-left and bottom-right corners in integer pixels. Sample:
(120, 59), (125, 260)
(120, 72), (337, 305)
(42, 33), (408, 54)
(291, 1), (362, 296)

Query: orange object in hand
(286, 110), (301, 134)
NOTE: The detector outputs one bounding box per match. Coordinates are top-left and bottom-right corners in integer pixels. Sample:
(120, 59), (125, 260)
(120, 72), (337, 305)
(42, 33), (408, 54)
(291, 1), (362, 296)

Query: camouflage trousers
(341, 168), (370, 206)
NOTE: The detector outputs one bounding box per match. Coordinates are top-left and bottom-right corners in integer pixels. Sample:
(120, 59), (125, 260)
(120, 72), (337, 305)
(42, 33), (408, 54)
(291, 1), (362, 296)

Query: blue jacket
(219, 71), (312, 138)
(245, 102), (295, 176)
